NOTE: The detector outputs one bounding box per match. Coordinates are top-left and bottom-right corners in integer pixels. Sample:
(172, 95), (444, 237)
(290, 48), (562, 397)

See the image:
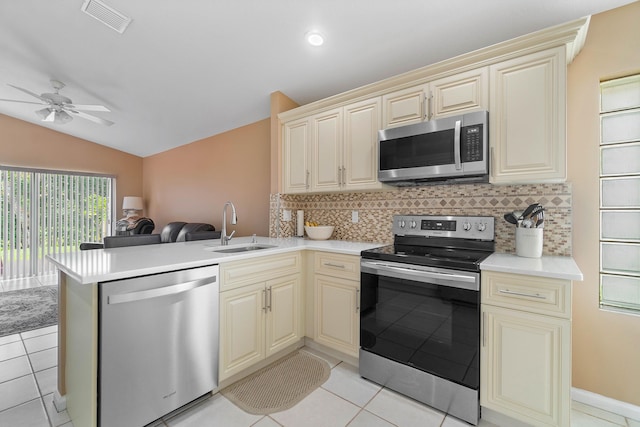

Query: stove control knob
(463, 222), (472, 231)
(398, 220), (406, 228)
(410, 220), (417, 229)
(477, 222), (486, 232)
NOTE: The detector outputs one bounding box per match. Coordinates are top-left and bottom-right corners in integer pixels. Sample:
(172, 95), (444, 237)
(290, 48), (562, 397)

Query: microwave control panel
(461, 125), (483, 162)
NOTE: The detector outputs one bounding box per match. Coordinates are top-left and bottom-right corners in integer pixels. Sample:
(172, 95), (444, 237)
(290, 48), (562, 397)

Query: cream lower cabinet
(489, 46), (566, 184)
(219, 253), (302, 381)
(481, 270), (572, 427)
(312, 252), (360, 357)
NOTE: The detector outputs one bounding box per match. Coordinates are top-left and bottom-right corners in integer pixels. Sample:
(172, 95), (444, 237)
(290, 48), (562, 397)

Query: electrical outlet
(283, 210), (291, 221)
(352, 210), (359, 223)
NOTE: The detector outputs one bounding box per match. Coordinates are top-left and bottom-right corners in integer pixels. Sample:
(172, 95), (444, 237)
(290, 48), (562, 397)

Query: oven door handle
(361, 260), (478, 290)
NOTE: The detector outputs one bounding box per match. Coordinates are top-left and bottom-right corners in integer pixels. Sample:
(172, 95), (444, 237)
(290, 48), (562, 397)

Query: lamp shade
(122, 196), (143, 211)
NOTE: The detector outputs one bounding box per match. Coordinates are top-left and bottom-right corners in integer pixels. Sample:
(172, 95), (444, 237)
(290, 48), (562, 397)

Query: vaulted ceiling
(0, 0), (635, 157)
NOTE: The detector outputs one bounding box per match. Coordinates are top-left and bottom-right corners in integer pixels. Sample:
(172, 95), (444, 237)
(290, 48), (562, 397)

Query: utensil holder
(516, 228), (543, 258)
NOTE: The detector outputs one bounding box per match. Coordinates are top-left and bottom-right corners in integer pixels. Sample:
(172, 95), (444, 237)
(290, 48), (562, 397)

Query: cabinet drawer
(482, 271), (571, 319)
(313, 252), (360, 281)
(220, 252), (302, 291)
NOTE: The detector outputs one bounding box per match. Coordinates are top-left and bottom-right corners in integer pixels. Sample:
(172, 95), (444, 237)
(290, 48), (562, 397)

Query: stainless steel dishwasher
(99, 265), (219, 427)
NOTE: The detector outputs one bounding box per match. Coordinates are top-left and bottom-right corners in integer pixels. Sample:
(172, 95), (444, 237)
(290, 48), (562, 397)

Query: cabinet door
(312, 108), (343, 192)
(481, 304), (570, 427)
(265, 274), (301, 357)
(219, 283), (266, 380)
(283, 117), (310, 193)
(489, 47), (566, 184)
(314, 274), (359, 357)
(382, 84), (429, 128)
(431, 67), (488, 118)
(343, 98), (383, 190)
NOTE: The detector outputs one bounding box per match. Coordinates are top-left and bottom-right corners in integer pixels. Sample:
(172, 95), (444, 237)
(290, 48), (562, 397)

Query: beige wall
(568, 2), (640, 406)
(0, 113), (143, 215)
(143, 119), (271, 236)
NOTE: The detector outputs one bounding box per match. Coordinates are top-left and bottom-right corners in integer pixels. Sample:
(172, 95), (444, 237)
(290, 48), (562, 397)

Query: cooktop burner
(361, 215), (495, 272)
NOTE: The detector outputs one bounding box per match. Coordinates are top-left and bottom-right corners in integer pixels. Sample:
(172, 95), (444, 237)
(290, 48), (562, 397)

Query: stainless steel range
(359, 215), (495, 425)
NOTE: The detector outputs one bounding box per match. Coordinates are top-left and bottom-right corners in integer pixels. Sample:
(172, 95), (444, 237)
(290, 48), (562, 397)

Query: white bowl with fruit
(304, 222), (334, 240)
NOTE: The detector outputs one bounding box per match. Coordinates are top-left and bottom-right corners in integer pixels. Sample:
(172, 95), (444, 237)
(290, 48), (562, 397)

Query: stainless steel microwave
(378, 111), (489, 185)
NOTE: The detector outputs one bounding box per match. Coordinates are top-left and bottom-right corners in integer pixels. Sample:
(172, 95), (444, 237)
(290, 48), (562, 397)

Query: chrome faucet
(221, 201), (237, 245)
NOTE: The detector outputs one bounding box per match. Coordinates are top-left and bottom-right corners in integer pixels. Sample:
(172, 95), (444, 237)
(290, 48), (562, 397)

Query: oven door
(360, 259), (480, 389)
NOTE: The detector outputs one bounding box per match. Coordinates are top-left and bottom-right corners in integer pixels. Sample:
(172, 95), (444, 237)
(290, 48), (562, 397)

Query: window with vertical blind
(599, 74), (640, 315)
(0, 167), (115, 280)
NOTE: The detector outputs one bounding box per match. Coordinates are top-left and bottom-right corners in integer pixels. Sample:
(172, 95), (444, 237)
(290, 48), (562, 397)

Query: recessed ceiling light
(306, 31), (325, 47)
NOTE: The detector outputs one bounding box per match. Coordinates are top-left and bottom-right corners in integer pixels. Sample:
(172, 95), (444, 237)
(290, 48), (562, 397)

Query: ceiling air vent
(81, 0), (132, 34)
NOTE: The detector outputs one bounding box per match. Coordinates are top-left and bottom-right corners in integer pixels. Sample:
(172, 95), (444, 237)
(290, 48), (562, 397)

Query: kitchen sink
(205, 244), (277, 254)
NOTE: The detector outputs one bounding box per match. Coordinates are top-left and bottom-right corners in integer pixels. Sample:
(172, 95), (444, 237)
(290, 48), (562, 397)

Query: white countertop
(46, 236), (384, 284)
(480, 253), (583, 281)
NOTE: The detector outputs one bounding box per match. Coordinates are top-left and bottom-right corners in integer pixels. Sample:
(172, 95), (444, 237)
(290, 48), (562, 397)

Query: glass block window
(600, 74), (640, 315)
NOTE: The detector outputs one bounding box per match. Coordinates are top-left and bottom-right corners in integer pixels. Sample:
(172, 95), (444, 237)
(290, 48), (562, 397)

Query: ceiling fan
(0, 79), (114, 126)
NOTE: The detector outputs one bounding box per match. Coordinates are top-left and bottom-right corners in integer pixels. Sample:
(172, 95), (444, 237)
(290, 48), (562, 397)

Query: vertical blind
(0, 167), (114, 280)
(599, 74), (640, 315)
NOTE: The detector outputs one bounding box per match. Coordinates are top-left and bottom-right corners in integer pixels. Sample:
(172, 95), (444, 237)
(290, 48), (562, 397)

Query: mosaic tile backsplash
(269, 183), (572, 256)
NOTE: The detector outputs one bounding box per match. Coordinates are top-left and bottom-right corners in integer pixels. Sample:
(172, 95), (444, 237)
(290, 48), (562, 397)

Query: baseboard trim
(53, 391), (67, 412)
(572, 387), (640, 421)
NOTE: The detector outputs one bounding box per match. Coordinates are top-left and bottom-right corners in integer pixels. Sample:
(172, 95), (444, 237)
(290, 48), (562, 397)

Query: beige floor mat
(221, 350), (331, 415)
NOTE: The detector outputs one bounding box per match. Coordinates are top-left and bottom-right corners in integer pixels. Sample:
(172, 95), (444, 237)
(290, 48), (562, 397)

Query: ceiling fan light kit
(36, 108), (72, 124)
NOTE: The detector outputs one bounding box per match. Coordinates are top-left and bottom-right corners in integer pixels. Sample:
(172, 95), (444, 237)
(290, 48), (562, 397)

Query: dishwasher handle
(108, 276), (217, 305)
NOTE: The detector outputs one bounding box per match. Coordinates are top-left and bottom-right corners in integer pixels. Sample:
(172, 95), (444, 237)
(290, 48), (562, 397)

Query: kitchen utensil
(528, 205), (544, 220)
(504, 212), (518, 225)
(519, 203), (540, 221)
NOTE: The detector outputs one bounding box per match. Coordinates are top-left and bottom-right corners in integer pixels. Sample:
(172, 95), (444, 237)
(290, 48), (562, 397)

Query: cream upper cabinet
(382, 68), (488, 129)
(312, 108), (343, 192)
(430, 68), (489, 118)
(312, 252), (361, 357)
(382, 84), (429, 128)
(489, 46), (566, 184)
(279, 19), (587, 189)
(282, 97), (383, 194)
(219, 253), (303, 381)
(343, 98), (382, 190)
(283, 117), (310, 194)
(481, 270), (572, 427)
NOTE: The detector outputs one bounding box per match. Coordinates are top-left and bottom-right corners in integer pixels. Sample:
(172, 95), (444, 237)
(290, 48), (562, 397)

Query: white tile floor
(1, 328), (638, 427)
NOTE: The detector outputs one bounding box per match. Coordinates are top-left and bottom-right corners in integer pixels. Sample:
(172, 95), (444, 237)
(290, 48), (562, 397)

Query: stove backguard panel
(270, 183), (572, 257)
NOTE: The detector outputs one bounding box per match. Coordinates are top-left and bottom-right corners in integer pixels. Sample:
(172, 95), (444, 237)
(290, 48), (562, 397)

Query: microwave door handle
(454, 119), (462, 170)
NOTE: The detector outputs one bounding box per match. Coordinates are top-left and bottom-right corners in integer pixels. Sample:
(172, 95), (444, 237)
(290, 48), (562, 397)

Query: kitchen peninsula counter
(47, 236), (384, 284)
(47, 236), (383, 427)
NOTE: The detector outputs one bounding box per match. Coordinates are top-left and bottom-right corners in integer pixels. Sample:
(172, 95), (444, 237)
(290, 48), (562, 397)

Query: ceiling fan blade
(0, 98), (47, 106)
(67, 109), (114, 126)
(7, 84), (50, 103)
(66, 103), (111, 112)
